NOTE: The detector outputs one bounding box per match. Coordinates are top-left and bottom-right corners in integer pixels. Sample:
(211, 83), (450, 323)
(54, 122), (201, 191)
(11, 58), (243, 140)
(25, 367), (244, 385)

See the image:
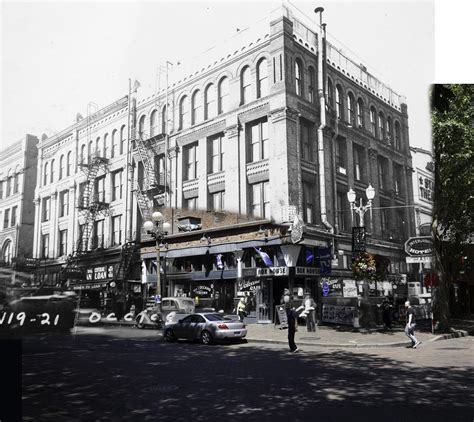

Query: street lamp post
(347, 184), (376, 306)
(347, 184), (376, 228)
(143, 211), (171, 318)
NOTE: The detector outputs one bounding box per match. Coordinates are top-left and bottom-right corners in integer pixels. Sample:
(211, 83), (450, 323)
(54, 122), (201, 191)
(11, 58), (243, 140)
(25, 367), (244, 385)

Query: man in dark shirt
(405, 301), (421, 348)
(286, 304), (299, 353)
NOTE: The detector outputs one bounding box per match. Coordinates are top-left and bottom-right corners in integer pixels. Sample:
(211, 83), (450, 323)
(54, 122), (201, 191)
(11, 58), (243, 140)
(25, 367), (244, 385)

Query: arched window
(378, 112), (385, 140)
(218, 77), (229, 114)
(394, 121), (401, 150)
(240, 66), (251, 105)
(179, 96), (190, 130)
(335, 85), (344, 120)
(347, 93), (355, 125)
(138, 115), (146, 137)
(88, 140), (93, 162)
(308, 66), (315, 103)
(386, 117), (393, 142)
(2, 240), (12, 265)
(50, 159), (55, 183)
(111, 130), (117, 158)
(43, 162), (48, 185)
(59, 155), (65, 180)
(6, 170), (12, 196)
(257, 58), (268, 98)
(81, 145), (86, 164)
(13, 172), (20, 194)
(369, 107), (377, 136)
(295, 59), (303, 96)
(150, 110), (158, 137)
(67, 151), (72, 176)
(120, 125), (126, 155)
(162, 105), (168, 134)
(205, 84), (216, 119)
(192, 90), (203, 125)
(357, 98), (364, 128)
(103, 133), (109, 158)
(327, 78), (334, 107)
(95, 137), (101, 156)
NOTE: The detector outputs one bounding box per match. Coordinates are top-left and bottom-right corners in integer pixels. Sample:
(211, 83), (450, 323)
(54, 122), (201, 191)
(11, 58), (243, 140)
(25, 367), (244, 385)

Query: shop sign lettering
(192, 285), (212, 297)
(404, 237), (434, 256)
(86, 265), (115, 282)
(418, 175), (434, 203)
(256, 267), (287, 277)
(295, 267), (319, 276)
(238, 279), (260, 292)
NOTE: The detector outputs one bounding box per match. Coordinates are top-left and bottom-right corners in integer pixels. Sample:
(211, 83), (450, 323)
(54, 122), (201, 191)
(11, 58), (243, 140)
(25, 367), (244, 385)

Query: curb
(246, 338), (409, 348)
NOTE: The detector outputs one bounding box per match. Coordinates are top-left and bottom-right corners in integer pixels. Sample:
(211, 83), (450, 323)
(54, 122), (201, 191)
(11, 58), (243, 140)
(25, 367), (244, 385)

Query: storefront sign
(319, 278), (343, 297)
(72, 282), (108, 290)
(295, 267), (319, 276)
(342, 280), (358, 297)
(418, 175), (434, 203)
(86, 265), (115, 282)
(406, 256), (433, 263)
(238, 279), (260, 292)
(256, 267), (288, 277)
(404, 237), (434, 256)
(191, 285), (212, 297)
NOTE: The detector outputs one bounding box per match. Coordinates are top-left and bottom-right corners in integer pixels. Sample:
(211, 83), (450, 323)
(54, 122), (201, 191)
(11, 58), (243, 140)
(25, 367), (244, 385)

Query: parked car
(163, 312), (247, 345)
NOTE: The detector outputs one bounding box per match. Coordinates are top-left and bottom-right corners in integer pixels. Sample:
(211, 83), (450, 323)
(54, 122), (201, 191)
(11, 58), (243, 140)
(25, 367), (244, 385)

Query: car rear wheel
(164, 329), (176, 342)
(201, 330), (213, 345)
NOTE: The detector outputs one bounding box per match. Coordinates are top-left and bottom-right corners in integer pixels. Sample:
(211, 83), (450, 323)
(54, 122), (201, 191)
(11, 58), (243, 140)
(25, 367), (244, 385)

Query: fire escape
(132, 127), (167, 224)
(60, 151), (109, 286)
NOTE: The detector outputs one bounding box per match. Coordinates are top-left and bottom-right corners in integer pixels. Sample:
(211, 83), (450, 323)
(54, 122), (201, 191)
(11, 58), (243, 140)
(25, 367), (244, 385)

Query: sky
(0, 0), (472, 152)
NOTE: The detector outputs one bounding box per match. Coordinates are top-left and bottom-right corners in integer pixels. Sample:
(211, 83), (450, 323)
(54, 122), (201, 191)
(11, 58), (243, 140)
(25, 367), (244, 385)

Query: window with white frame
(370, 107), (377, 136)
(59, 229), (68, 256)
(112, 170), (123, 201)
(103, 133), (109, 158)
(353, 145), (366, 182)
(218, 77), (229, 114)
(247, 118), (268, 163)
(295, 59), (303, 97)
(394, 121), (401, 150)
(205, 84), (216, 119)
(93, 220), (104, 249)
(42, 234), (49, 258)
(11, 206), (17, 226)
(43, 162), (48, 185)
(300, 119), (313, 162)
(3, 209), (9, 229)
(210, 191), (225, 212)
(335, 137), (347, 173)
(120, 125), (126, 155)
(208, 133), (224, 174)
(184, 142), (198, 181)
(42, 197), (51, 222)
(303, 182), (314, 224)
(155, 154), (165, 186)
(13, 173), (19, 194)
(95, 176), (106, 203)
(336, 191), (349, 232)
(308, 66), (315, 103)
(357, 98), (364, 128)
(59, 155), (65, 180)
(250, 181), (269, 218)
(378, 112), (385, 140)
(179, 96), (190, 130)
(347, 93), (355, 125)
(59, 190), (69, 217)
(257, 58), (268, 98)
(67, 151), (72, 176)
(112, 215), (122, 246)
(336, 85), (344, 120)
(150, 110), (158, 137)
(192, 90), (203, 125)
(241, 66), (251, 105)
(327, 78), (334, 108)
(184, 197), (197, 211)
(50, 159), (55, 183)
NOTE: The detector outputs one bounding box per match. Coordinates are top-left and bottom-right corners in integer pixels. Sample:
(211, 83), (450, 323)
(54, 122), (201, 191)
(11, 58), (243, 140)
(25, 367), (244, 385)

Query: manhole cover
(142, 385), (179, 394)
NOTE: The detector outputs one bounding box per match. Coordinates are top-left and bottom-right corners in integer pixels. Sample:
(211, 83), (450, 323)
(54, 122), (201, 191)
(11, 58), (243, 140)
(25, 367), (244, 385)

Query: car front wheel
(201, 330), (213, 345)
(164, 329), (176, 342)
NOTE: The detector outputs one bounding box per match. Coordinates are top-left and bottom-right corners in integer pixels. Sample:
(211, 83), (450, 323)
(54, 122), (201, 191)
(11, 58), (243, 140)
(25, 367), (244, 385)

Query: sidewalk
(93, 317), (470, 348)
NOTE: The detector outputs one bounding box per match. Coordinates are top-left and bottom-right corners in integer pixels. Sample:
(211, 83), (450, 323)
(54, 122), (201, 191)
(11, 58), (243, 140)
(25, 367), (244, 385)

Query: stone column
(368, 148), (381, 237)
(197, 137), (208, 210)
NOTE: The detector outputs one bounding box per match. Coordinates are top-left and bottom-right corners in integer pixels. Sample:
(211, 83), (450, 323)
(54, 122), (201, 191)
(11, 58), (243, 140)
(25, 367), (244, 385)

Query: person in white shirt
(304, 292), (317, 332)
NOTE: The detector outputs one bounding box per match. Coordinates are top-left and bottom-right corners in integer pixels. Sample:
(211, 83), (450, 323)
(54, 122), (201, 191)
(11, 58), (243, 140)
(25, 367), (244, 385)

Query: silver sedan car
(163, 313), (247, 345)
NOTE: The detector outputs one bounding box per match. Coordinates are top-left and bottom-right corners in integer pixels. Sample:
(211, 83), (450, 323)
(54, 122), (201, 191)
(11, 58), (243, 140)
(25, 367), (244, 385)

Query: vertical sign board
(275, 305), (288, 328)
(352, 227), (366, 255)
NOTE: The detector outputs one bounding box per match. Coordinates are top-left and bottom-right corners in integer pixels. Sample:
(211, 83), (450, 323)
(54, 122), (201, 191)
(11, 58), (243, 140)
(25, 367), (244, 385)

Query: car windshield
(204, 314), (226, 321)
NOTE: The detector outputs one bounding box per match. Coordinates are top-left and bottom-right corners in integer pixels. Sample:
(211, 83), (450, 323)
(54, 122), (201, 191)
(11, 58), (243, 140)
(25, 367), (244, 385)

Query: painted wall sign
(295, 267), (319, 276)
(404, 237), (434, 256)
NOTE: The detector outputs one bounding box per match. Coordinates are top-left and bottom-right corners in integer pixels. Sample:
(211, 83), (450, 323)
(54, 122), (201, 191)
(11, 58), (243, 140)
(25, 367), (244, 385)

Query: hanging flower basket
(352, 252), (377, 281)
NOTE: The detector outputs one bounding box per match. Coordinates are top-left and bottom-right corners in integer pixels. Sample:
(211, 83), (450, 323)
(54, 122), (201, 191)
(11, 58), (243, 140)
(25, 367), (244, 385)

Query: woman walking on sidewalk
(405, 301), (421, 349)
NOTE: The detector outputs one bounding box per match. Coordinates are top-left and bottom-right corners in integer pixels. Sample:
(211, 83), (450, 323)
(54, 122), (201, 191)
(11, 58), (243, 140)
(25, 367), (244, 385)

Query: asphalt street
(16, 327), (474, 422)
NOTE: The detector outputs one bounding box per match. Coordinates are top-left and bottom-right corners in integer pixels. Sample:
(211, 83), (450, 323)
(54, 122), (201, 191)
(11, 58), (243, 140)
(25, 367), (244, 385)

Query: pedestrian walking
(286, 303), (299, 353)
(304, 292), (317, 332)
(236, 297), (247, 322)
(405, 301), (421, 348)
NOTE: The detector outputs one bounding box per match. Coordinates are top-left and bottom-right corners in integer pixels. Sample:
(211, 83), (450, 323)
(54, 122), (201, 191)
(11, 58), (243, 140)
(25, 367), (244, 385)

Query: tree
(431, 84), (474, 332)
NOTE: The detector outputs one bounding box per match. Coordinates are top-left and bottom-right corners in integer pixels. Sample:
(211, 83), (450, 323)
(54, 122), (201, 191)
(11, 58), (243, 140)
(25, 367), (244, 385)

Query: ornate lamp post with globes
(143, 211), (171, 317)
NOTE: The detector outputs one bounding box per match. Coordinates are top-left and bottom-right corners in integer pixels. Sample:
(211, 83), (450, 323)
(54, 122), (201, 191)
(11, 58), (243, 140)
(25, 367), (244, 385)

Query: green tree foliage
(431, 84), (474, 331)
